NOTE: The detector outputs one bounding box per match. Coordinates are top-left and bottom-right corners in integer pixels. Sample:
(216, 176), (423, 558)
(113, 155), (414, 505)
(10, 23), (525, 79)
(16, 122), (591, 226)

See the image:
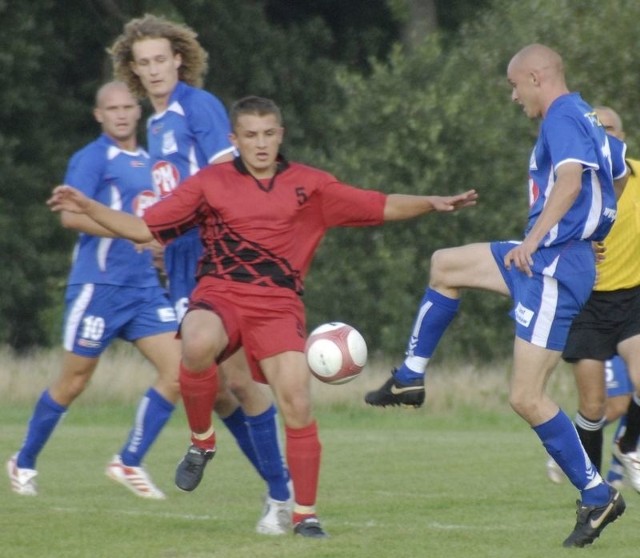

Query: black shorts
(562, 285), (640, 362)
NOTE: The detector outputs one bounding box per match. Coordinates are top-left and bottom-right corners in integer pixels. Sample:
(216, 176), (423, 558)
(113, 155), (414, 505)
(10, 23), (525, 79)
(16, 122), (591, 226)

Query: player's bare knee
(429, 248), (454, 289)
(508, 391), (538, 421)
(50, 375), (89, 404)
(181, 338), (217, 371)
(277, 390), (311, 425)
(156, 375), (180, 400)
(579, 401), (606, 422)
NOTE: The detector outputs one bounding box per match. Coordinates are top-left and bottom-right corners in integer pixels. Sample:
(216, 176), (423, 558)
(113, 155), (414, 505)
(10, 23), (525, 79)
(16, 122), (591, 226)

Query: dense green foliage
(0, 0), (402, 351)
(2, 0), (640, 362)
(304, 0), (640, 360)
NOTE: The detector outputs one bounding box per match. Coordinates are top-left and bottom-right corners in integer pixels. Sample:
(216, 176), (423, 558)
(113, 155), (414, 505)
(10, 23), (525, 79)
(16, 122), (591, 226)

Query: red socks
(179, 362), (219, 450)
(286, 420), (321, 522)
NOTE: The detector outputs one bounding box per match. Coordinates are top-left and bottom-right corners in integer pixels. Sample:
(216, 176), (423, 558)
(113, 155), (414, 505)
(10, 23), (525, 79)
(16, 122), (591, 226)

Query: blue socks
(395, 288), (460, 384)
(19, 388), (175, 470)
(222, 406), (263, 478)
(120, 388), (175, 467)
(534, 410), (609, 505)
(17, 390), (67, 469)
(247, 405), (290, 502)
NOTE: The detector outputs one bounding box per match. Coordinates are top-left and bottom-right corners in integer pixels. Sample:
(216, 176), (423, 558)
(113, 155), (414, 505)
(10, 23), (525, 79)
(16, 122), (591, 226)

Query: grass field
(1, 347), (639, 557)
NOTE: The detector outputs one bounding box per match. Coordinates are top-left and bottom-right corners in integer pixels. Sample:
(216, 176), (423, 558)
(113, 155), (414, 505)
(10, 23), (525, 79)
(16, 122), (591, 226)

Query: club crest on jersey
(162, 130), (178, 155)
(528, 178), (540, 206)
(133, 190), (158, 217)
(152, 161), (180, 197)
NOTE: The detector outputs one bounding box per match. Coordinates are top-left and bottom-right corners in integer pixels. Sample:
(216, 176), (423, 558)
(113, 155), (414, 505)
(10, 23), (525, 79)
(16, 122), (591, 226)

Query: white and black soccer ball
(305, 322), (368, 385)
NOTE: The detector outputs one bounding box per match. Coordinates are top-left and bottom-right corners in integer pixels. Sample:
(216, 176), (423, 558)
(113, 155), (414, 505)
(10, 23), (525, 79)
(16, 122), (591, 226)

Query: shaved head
(92, 81), (140, 149)
(95, 81), (133, 108)
(510, 44), (564, 77)
(507, 44), (569, 119)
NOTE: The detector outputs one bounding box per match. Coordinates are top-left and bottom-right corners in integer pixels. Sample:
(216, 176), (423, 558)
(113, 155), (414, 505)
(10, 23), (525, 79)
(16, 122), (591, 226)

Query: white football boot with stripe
(7, 454), (38, 496)
(106, 455), (166, 499)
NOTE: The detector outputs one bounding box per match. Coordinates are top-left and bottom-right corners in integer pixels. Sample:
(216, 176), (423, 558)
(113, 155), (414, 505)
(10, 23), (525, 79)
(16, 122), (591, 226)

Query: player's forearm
(383, 194), (433, 221)
(85, 198), (153, 243)
(60, 211), (119, 237)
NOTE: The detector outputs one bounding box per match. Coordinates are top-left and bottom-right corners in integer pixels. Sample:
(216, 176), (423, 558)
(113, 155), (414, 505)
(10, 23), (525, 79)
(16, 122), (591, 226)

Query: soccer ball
(305, 322), (368, 385)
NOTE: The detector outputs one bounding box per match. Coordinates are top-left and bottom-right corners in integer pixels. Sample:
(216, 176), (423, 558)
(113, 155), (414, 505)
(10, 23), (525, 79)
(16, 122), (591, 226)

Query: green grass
(1, 402), (638, 558)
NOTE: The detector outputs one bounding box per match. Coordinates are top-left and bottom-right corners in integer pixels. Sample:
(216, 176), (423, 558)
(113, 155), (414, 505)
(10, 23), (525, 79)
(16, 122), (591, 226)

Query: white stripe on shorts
(63, 284), (94, 351)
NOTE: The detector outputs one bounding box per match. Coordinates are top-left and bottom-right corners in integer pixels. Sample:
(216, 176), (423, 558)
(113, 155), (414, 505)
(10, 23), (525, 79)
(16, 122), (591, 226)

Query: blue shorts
(490, 240), (595, 351)
(63, 284), (178, 357)
(606, 355), (634, 397)
(164, 228), (202, 321)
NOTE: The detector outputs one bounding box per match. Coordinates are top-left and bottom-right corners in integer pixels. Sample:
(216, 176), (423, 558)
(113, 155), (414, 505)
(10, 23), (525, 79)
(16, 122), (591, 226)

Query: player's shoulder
(545, 94), (585, 123)
(543, 94), (602, 141)
(285, 160), (336, 182)
(176, 82), (225, 111)
(199, 158), (236, 177)
(68, 135), (110, 167)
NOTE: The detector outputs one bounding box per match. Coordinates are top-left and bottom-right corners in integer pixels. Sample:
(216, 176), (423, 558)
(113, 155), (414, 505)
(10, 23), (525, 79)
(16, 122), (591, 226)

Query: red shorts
(188, 276), (306, 383)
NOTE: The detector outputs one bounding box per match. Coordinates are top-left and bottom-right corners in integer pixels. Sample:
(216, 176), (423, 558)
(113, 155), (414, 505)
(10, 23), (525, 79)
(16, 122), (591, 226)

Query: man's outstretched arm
(383, 189), (478, 221)
(48, 185), (153, 243)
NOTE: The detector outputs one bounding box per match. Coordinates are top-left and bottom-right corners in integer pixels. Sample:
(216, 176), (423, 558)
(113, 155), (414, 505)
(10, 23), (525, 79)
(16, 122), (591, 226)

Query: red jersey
(143, 157), (387, 294)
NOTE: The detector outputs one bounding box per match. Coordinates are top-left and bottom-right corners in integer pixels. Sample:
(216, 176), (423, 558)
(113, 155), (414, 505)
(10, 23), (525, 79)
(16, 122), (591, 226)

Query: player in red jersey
(47, 95), (477, 538)
(110, 16), (291, 535)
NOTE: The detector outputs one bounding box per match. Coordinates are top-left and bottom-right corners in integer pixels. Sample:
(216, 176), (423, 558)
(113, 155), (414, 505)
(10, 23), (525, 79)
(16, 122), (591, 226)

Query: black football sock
(574, 412), (605, 473)
(618, 394), (640, 453)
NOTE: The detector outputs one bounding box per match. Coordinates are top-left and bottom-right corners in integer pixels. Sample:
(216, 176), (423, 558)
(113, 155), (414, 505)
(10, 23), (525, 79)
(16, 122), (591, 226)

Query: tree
(0, 1), (80, 350)
(5, 0), (640, 362)
(302, 0), (640, 362)
(0, 0), (400, 350)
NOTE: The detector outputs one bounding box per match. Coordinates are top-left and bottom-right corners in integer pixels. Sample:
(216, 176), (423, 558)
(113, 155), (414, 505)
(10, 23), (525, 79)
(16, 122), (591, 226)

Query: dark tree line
(3, 0), (637, 365)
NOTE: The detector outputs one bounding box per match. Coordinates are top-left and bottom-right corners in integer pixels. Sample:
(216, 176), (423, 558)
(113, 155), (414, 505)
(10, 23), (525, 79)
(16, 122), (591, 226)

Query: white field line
(52, 506), (215, 521)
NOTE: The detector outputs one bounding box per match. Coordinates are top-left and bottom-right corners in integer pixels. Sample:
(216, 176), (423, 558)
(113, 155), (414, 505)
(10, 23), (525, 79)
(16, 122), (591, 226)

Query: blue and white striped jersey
(527, 92), (626, 246)
(64, 133), (159, 287)
(147, 81), (234, 197)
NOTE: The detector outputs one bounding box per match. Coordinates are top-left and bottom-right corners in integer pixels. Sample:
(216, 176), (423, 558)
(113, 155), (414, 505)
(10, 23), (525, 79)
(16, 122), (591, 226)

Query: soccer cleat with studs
(7, 454), (38, 496)
(293, 516), (328, 538)
(612, 443), (640, 492)
(364, 369), (425, 408)
(256, 496), (292, 535)
(106, 455), (166, 499)
(175, 445), (215, 492)
(562, 486), (625, 548)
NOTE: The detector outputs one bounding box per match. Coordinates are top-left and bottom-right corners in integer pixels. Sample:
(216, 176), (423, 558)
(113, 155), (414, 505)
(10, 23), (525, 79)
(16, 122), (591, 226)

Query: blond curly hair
(109, 14), (208, 99)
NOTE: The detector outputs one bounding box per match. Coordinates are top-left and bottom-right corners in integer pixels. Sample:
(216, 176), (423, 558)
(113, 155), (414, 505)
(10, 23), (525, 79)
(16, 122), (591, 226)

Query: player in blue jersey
(110, 15), (291, 535)
(6, 82), (180, 499)
(365, 44), (628, 547)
